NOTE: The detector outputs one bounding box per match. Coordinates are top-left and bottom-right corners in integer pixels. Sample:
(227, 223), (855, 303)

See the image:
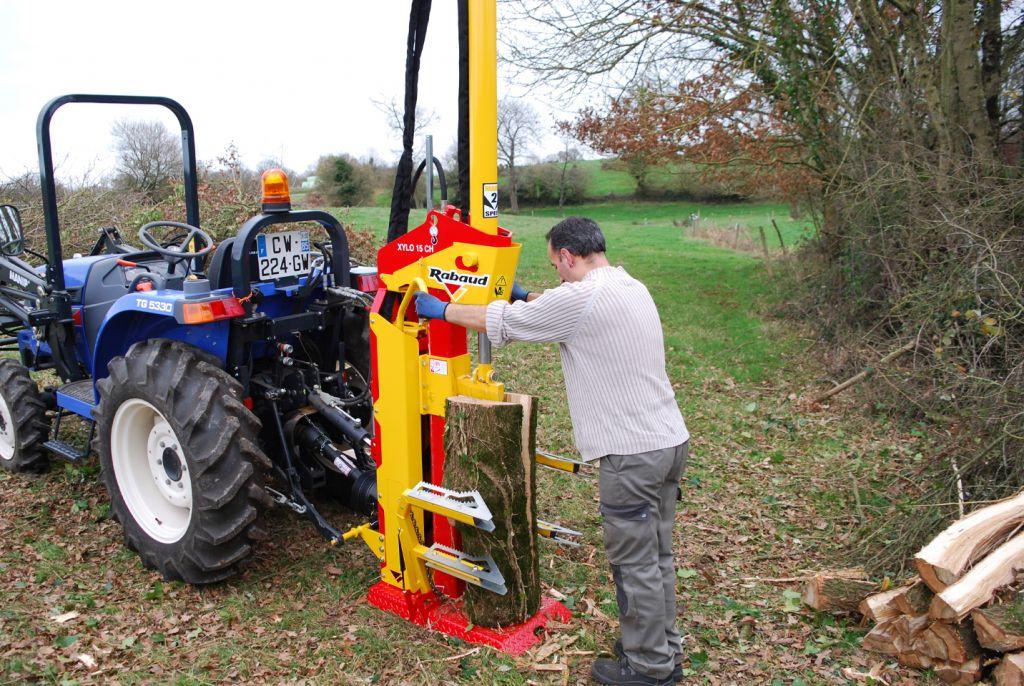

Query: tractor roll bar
(230, 210), (352, 298)
(37, 94), (201, 292)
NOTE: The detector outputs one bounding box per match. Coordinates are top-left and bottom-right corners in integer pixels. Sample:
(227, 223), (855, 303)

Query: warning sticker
(429, 359), (448, 376)
(494, 274), (507, 298)
(482, 183), (498, 218)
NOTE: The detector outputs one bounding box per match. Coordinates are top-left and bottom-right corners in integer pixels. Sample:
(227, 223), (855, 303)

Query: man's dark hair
(545, 216), (606, 257)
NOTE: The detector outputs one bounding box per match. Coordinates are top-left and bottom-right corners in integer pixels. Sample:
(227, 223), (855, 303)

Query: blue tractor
(0, 95), (379, 583)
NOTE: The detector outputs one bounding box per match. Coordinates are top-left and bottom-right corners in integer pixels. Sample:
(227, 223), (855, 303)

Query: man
(414, 216), (690, 686)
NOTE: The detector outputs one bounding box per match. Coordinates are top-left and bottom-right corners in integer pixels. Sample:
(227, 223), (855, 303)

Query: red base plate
(367, 581), (572, 655)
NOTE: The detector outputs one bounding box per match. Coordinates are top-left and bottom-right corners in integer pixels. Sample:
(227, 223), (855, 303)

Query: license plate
(256, 231), (311, 281)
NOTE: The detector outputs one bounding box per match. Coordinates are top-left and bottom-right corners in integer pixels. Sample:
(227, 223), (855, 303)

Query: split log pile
(846, 491), (1024, 684)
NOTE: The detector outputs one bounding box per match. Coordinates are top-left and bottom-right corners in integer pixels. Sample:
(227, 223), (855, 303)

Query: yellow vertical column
(468, 0), (498, 236)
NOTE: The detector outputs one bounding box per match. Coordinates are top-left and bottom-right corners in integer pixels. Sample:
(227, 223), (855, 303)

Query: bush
(499, 162), (588, 207)
(314, 155), (373, 207)
(785, 155), (1024, 575)
(0, 149), (266, 255)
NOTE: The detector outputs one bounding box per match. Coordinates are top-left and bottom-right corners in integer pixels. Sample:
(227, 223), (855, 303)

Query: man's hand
(414, 291), (448, 320)
(511, 282), (530, 302)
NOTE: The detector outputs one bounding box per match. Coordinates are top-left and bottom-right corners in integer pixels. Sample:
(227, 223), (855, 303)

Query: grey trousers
(599, 441), (688, 680)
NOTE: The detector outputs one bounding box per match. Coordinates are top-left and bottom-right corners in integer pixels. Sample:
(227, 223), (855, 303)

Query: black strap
(387, 0), (433, 243)
(456, 0), (469, 215)
(410, 157), (448, 206)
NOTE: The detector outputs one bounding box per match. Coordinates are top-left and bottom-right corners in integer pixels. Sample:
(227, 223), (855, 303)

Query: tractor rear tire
(0, 358), (49, 473)
(95, 339), (272, 584)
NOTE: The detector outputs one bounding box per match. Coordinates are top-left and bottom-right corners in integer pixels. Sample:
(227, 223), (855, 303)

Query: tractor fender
(91, 293), (230, 386)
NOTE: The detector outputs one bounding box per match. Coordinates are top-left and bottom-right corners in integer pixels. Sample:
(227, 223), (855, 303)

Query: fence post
(771, 218), (788, 255)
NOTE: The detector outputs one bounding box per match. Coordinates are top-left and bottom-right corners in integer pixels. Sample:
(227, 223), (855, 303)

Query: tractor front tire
(0, 358), (49, 473)
(95, 339), (271, 584)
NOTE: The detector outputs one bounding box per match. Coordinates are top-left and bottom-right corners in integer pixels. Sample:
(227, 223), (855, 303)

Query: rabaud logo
(428, 267), (491, 298)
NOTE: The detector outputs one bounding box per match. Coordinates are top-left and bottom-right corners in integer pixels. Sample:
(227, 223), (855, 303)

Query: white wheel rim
(0, 393), (15, 460)
(110, 398), (192, 544)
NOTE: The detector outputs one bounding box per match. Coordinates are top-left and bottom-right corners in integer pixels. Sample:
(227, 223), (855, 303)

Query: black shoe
(613, 639), (684, 683)
(591, 657), (675, 685)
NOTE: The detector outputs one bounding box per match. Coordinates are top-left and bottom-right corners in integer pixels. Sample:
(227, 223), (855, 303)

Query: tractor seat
(78, 254), (185, 352)
(205, 238), (234, 291)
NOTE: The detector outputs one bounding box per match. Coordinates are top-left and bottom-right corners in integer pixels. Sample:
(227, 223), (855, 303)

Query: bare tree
(497, 98), (540, 213)
(372, 96), (437, 160)
(111, 119), (181, 200)
(551, 132), (583, 209)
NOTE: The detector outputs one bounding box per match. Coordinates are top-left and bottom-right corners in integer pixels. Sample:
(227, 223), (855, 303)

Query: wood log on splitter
(443, 393), (540, 627)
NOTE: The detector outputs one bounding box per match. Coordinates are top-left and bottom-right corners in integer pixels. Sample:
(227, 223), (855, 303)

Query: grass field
(370, 158), (816, 248)
(345, 199), (810, 257)
(0, 201), (938, 684)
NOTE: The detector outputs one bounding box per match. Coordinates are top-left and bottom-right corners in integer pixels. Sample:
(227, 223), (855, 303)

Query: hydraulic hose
(295, 419), (378, 516)
(308, 390), (372, 449)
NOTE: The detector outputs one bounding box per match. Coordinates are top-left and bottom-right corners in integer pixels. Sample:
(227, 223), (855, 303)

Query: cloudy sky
(0, 1), (586, 181)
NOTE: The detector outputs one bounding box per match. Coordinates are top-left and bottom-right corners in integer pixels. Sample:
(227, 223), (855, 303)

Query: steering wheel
(138, 221), (215, 260)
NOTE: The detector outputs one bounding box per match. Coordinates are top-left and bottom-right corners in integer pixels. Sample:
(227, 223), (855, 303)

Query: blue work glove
(511, 282), (530, 303)
(414, 291), (448, 320)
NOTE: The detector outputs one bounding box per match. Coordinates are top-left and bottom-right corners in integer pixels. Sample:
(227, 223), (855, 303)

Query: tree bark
(979, 0), (1003, 136)
(801, 571), (876, 613)
(945, 0), (998, 165)
(508, 160), (520, 214)
(443, 393), (540, 627)
(894, 1), (954, 180)
(558, 156), (569, 209)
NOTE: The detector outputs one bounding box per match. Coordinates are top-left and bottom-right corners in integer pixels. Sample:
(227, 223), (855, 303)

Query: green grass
(362, 157), (819, 239)
(526, 200), (812, 251)
(336, 199), (812, 254)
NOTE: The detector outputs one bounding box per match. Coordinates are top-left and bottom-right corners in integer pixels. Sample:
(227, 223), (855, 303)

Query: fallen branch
(814, 337), (918, 402)
(440, 647), (481, 662)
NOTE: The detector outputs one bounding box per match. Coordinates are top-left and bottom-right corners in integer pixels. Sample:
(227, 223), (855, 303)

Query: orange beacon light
(261, 168), (291, 213)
